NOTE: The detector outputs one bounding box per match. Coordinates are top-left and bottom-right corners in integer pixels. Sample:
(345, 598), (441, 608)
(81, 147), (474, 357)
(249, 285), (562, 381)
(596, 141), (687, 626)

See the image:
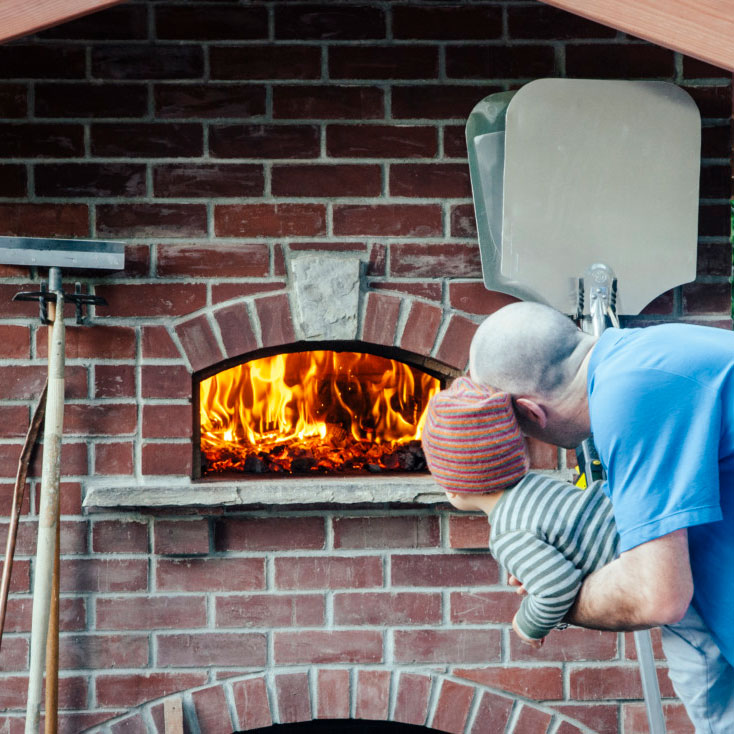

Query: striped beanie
(422, 376), (529, 493)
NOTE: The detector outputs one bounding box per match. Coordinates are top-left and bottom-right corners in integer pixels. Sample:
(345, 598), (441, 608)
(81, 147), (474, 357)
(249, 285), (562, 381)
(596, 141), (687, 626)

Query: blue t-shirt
(587, 324), (734, 666)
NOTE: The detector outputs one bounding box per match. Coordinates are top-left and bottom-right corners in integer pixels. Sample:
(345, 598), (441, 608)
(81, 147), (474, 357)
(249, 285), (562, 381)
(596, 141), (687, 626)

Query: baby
(421, 376), (618, 646)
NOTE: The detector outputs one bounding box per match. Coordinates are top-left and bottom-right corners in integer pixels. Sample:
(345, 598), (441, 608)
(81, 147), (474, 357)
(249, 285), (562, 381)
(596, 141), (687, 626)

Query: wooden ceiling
(1, 0), (733, 73)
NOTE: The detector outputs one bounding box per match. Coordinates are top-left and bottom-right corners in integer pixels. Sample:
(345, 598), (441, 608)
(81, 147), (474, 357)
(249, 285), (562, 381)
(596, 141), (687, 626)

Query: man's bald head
(469, 302), (594, 399)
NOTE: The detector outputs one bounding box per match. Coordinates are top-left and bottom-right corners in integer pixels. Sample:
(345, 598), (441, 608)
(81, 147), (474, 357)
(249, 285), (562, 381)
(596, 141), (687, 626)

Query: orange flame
(200, 350), (441, 475)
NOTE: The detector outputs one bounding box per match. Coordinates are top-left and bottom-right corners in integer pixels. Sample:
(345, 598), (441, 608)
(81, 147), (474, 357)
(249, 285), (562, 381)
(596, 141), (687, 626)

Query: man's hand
(568, 528), (693, 630)
(512, 614), (544, 649)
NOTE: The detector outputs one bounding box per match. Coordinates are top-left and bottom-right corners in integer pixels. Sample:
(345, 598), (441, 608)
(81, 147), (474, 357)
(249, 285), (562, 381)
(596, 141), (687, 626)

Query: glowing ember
(200, 350), (441, 475)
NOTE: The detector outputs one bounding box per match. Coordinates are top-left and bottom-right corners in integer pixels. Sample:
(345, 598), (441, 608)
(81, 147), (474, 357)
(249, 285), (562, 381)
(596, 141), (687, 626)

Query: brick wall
(0, 1), (731, 732)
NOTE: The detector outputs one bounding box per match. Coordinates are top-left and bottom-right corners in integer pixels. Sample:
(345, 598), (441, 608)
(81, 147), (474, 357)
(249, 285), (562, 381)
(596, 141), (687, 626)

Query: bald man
(470, 302), (734, 731)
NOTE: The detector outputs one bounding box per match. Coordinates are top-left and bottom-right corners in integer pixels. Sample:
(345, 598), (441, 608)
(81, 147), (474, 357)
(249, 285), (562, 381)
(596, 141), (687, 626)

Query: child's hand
(507, 574), (527, 596)
(512, 614), (544, 649)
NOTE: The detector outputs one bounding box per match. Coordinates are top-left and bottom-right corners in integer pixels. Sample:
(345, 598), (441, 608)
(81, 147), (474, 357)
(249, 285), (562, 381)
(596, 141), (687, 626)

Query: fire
(199, 350), (441, 475)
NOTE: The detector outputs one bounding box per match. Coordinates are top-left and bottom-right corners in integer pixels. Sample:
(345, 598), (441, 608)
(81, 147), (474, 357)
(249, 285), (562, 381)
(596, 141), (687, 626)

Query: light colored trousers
(661, 605), (734, 733)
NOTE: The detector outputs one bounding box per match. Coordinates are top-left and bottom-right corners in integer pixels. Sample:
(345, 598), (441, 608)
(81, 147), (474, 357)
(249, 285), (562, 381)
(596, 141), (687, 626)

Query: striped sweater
(488, 473), (619, 639)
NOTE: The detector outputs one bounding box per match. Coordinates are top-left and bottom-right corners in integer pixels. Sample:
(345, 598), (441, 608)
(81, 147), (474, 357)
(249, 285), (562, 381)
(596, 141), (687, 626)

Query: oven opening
(198, 349), (442, 477)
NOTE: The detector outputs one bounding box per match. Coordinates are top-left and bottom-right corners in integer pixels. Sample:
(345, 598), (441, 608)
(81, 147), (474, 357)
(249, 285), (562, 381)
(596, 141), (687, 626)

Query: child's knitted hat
(422, 376), (529, 493)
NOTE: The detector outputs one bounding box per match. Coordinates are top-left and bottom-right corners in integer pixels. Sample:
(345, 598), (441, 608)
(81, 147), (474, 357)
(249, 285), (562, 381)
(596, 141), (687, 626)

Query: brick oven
(0, 2), (731, 733)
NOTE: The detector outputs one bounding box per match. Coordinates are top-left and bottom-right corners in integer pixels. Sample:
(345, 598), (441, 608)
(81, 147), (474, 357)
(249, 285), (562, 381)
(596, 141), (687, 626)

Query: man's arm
(566, 529), (693, 630)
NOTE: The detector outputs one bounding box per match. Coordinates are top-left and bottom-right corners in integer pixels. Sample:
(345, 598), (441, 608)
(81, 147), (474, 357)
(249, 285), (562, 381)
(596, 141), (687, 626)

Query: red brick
(0, 45), (86, 78)
(570, 664), (674, 699)
(192, 686), (234, 734)
(64, 403), (136, 435)
(0, 365), (85, 400)
(97, 595), (207, 630)
(449, 282), (519, 315)
(92, 44), (204, 80)
(448, 514), (490, 550)
(356, 670), (390, 720)
(0, 165), (26, 196)
(0, 326), (29, 358)
(507, 5), (617, 39)
(109, 714), (148, 734)
(400, 301), (442, 355)
(94, 442), (134, 475)
(551, 704), (619, 734)
(211, 46), (321, 80)
(275, 672), (311, 723)
(275, 5), (385, 40)
(511, 704), (553, 733)
(40, 5), (147, 40)
(372, 281), (442, 301)
(0, 637), (28, 670)
(683, 281), (732, 314)
(61, 559), (147, 593)
(362, 291), (400, 346)
(158, 632), (266, 667)
(95, 673), (207, 707)
(430, 680), (475, 734)
(623, 702), (695, 734)
(456, 666), (563, 700)
(216, 593), (324, 628)
(0, 83), (26, 118)
(153, 519), (209, 554)
(0, 674), (88, 710)
(394, 629), (501, 663)
(334, 204), (441, 236)
(175, 315), (225, 373)
(327, 124), (437, 159)
(91, 123), (203, 157)
(233, 677), (272, 730)
(92, 520), (147, 554)
(155, 83), (266, 119)
(60, 633), (148, 669)
(35, 82), (147, 118)
(29, 441), (88, 478)
(317, 669), (349, 719)
(275, 556), (382, 589)
(682, 55), (732, 79)
(450, 203), (477, 237)
(214, 517), (325, 551)
(272, 164), (381, 197)
(334, 591), (442, 626)
(95, 365), (136, 398)
(684, 84), (732, 118)
(0, 480), (30, 513)
(97, 203), (207, 238)
(700, 162), (730, 198)
(391, 243), (481, 278)
(0, 558), (29, 593)
(274, 85), (384, 120)
(640, 289), (674, 316)
(330, 46), (438, 79)
(256, 293), (296, 348)
(0, 203), (88, 238)
(624, 629), (666, 660)
(392, 552), (498, 586)
(213, 303), (259, 358)
(527, 436), (559, 470)
(0, 123), (83, 158)
(210, 124), (320, 159)
(333, 516), (439, 549)
(216, 203), (326, 237)
(394, 673), (431, 726)
(156, 5), (268, 41)
(443, 126), (467, 158)
(394, 5), (501, 40)
(392, 85), (501, 120)
(59, 481), (83, 515)
(154, 164), (264, 198)
(566, 43), (675, 77)
(274, 630), (383, 664)
(701, 124), (731, 157)
(143, 405), (191, 440)
(156, 557), (265, 592)
(436, 314), (477, 370)
(140, 365), (190, 400)
(142, 326), (180, 358)
(447, 44), (556, 79)
(450, 590), (518, 625)
(510, 627), (618, 662)
(393, 162), (471, 198)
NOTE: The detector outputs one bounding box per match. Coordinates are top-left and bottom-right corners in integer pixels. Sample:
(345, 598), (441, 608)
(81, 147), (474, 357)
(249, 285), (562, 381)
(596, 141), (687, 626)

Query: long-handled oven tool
(0, 237), (124, 734)
(467, 79), (702, 734)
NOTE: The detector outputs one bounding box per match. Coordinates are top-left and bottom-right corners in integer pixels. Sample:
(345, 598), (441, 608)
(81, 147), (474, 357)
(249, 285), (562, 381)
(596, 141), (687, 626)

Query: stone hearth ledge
(83, 475), (446, 509)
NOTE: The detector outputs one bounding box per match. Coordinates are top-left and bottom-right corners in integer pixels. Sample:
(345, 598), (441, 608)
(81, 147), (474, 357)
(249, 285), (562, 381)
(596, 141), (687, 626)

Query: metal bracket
(12, 280), (107, 325)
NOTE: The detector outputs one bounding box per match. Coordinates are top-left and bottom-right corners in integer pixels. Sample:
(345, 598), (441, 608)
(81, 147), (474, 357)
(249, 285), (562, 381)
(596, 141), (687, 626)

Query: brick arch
(170, 289), (480, 377)
(82, 667), (596, 734)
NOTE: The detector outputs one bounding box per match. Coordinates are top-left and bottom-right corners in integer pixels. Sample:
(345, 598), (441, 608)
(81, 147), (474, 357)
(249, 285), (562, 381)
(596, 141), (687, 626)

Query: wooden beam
(0, 0), (126, 44)
(540, 0), (734, 71)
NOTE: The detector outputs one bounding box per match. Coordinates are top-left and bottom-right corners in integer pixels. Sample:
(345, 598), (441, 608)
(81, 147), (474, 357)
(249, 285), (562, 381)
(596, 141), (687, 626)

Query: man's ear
(514, 398), (547, 428)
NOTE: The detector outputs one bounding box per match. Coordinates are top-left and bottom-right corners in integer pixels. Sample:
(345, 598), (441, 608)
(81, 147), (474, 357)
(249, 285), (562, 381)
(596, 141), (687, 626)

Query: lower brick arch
(82, 667), (597, 734)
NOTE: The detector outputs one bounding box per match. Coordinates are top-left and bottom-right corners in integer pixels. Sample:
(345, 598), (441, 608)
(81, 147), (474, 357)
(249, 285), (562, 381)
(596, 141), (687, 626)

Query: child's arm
(493, 530), (584, 640)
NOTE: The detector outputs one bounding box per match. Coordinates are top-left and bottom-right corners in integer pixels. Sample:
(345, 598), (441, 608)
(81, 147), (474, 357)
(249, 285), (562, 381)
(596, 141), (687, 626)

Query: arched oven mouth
(194, 340), (453, 481)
